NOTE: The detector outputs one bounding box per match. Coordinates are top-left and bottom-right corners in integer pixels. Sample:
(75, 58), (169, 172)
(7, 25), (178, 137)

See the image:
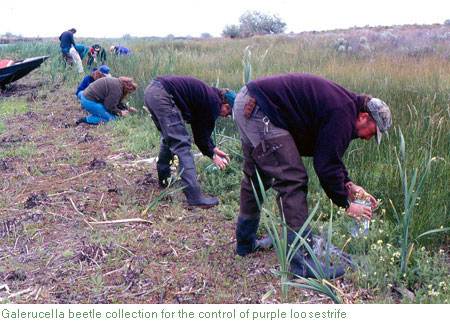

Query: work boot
(184, 186), (218, 208)
(76, 116), (87, 125)
(157, 139), (174, 188)
(236, 215), (272, 256)
(175, 147), (218, 209)
(287, 229), (345, 279)
(236, 215), (260, 256)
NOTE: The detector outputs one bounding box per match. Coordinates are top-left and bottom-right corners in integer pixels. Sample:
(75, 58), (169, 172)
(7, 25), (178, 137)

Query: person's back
(117, 46), (132, 56)
(59, 30), (75, 50)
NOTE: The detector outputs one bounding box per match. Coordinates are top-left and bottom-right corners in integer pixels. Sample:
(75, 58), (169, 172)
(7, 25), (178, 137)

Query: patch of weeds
(0, 143), (36, 159)
(0, 121), (7, 134)
(105, 113), (161, 156)
(0, 98), (30, 118)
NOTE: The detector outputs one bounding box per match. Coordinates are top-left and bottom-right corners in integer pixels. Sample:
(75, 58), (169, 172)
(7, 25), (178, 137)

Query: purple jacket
(247, 73), (366, 208)
(156, 75), (222, 158)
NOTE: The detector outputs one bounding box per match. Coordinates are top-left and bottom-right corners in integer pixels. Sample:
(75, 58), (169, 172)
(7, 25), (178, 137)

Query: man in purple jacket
(234, 73), (392, 279)
(144, 76), (236, 209)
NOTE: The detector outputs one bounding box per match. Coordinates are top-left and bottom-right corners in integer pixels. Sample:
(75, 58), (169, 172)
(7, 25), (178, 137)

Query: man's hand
(212, 147), (230, 169)
(345, 182), (377, 209)
(128, 106), (137, 113)
(121, 110), (129, 117)
(346, 202), (372, 222)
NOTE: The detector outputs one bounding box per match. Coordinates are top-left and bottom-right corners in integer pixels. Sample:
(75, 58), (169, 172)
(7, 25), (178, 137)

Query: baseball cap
(99, 65), (111, 77)
(224, 89), (236, 108)
(367, 98), (392, 145)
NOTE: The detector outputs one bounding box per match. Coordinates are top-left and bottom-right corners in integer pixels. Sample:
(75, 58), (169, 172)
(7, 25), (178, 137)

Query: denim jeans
(78, 91), (116, 124)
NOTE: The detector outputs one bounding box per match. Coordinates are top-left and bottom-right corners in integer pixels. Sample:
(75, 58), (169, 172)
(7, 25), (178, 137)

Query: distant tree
(222, 11), (286, 38)
(444, 19), (450, 26)
(166, 34), (175, 40)
(201, 33), (213, 38)
(239, 11), (286, 37)
(222, 24), (240, 38)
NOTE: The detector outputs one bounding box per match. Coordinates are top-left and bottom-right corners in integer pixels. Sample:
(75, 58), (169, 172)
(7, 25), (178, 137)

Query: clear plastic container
(350, 200), (371, 238)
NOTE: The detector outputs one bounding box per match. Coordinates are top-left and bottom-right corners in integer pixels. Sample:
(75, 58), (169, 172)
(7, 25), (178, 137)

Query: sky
(1, 0), (448, 38)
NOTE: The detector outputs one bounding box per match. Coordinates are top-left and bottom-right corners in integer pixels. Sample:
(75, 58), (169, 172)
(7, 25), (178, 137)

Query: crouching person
(77, 76), (137, 125)
(234, 73), (392, 279)
(143, 75), (236, 209)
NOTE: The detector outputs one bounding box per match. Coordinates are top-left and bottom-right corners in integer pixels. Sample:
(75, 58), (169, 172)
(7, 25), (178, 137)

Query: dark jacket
(83, 77), (127, 116)
(247, 73), (366, 208)
(59, 31), (75, 51)
(76, 68), (97, 95)
(87, 46), (107, 66)
(156, 75), (222, 158)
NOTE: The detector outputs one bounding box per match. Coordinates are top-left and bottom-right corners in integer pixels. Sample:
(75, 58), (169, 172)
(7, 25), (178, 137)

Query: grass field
(0, 23), (449, 303)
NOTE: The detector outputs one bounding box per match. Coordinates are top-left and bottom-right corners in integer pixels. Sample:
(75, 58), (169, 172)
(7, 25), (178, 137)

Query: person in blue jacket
(110, 45), (133, 56)
(59, 28), (76, 67)
(76, 65), (111, 97)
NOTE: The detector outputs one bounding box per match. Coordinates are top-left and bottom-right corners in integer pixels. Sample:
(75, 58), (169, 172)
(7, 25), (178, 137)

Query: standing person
(59, 28), (76, 67)
(76, 65), (111, 96)
(143, 76), (236, 209)
(233, 73), (392, 279)
(110, 45), (133, 56)
(76, 76), (137, 125)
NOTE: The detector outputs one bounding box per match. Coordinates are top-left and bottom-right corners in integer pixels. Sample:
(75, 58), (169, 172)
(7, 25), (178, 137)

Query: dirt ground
(0, 74), (373, 304)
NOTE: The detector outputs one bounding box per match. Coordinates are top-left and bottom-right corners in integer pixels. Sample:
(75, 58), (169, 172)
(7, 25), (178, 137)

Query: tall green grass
(3, 35), (448, 246)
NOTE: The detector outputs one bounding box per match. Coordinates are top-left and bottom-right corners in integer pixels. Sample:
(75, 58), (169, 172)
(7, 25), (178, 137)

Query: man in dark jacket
(143, 76), (236, 208)
(87, 44), (107, 67)
(59, 28), (76, 67)
(234, 73), (392, 279)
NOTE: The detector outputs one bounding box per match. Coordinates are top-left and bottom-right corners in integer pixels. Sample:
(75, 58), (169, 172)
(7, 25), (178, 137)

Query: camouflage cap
(367, 98), (392, 145)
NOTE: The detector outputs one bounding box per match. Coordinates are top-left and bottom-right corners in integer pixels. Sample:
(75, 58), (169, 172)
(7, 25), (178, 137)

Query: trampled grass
(0, 23), (449, 303)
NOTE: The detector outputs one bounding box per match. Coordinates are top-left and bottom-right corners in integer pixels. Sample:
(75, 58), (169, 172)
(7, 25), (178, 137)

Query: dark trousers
(234, 86), (309, 232)
(62, 51), (73, 67)
(239, 137), (309, 232)
(143, 81), (198, 192)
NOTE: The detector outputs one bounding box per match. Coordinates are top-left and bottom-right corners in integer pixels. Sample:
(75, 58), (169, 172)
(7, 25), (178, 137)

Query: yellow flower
(428, 284), (433, 289)
(377, 240), (383, 244)
(439, 249), (445, 254)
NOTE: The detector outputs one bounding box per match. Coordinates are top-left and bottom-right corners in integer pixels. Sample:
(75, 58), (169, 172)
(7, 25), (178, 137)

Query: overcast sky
(1, 0), (448, 38)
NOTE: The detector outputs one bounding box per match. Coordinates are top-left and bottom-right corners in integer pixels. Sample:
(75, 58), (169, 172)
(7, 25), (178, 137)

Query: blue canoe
(0, 56), (49, 88)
